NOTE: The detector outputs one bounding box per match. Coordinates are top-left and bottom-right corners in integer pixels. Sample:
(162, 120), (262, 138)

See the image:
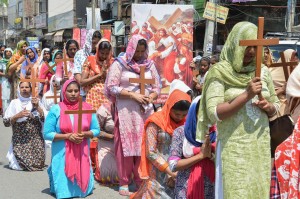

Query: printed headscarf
(116, 34), (153, 74)
(7, 40), (29, 68)
(74, 29), (101, 72)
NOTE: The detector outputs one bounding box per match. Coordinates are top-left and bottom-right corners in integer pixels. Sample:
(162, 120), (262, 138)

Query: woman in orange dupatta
(80, 38), (112, 110)
(131, 89), (191, 199)
(80, 38), (113, 171)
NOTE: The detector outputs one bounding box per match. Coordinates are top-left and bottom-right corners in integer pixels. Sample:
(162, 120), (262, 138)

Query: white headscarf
(4, 82), (33, 122)
(73, 29), (96, 73)
(42, 75), (61, 112)
(168, 79), (192, 96)
(286, 63), (300, 98)
(4, 82), (46, 122)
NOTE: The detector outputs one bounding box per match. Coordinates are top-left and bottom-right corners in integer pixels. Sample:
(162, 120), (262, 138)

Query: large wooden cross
(55, 43), (74, 77)
(20, 68), (46, 97)
(46, 86), (60, 104)
(269, 51), (298, 81)
(239, 17), (279, 99)
(129, 66), (155, 95)
(148, 8), (182, 32)
(64, 96), (96, 134)
(43, 61), (56, 75)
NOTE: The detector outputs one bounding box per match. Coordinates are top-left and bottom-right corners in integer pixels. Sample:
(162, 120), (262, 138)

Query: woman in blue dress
(44, 79), (100, 198)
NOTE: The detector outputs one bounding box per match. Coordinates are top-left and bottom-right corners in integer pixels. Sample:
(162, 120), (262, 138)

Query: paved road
(0, 120), (125, 199)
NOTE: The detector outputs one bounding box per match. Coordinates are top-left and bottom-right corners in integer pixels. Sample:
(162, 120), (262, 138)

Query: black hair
(92, 31), (102, 39)
(171, 100), (191, 111)
(99, 41), (112, 51)
(50, 45), (59, 52)
(198, 51), (204, 57)
(54, 51), (63, 59)
(137, 39), (148, 49)
(200, 57), (211, 65)
(1, 45), (6, 49)
(66, 39), (79, 51)
(210, 54), (220, 62)
(186, 90), (194, 100)
(67, 81), (80, 90)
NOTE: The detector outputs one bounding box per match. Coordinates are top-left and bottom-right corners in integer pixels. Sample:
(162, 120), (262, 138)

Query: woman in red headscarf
(43, 79), (100, 198)
(131, 89), (191, 199)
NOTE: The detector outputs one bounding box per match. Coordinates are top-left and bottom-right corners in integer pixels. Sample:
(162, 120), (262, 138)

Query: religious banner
(80, 29), (87, 49)
(73, 27), (81, 47)
(100, 25), (112, 42)
(132, 4), (194, 103)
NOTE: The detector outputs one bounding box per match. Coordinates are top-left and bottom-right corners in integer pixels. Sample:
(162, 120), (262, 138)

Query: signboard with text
(26, 37), (39, 48)
(203, 2), (229, 24)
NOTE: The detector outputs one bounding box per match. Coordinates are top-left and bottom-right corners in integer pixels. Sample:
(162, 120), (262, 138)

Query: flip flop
(119, 186), (133, 196)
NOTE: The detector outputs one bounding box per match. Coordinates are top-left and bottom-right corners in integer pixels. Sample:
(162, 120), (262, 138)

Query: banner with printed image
(132, 4), (194, 103)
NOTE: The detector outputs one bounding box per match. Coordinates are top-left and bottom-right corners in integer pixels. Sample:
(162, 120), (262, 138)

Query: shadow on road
(41, 188), (55, 198)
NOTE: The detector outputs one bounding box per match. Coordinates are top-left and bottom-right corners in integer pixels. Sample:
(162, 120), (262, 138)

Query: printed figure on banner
(132, 4), (194, 103)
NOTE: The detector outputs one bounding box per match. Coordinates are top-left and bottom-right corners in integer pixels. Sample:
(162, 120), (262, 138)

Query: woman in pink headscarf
(43, 79), (100, 198)
(105, 34), (161, 196)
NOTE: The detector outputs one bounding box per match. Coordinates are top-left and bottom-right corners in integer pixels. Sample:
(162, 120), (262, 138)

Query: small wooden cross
(64, 96), (96, 134)
(129, 66), (155, 95)
(55, 43), (74, 77)
(43, 61), (56, 75)
(20, 68), (46, 97)
(239, 17), (279, 99)
(269, 51), (298, 81)
(45, 86), (60, 104)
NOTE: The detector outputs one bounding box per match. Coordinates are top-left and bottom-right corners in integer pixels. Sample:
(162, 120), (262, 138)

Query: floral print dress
(4, 116), (45, 171)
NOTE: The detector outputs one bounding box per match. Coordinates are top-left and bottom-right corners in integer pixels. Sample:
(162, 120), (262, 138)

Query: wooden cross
(148, 8), (182, 32)
(64, 96), (96, 134)
(45, 86), (60, 104)
(239, 17), (279, 99)
(55, 43), (74, 77)
(43, 61), (56, 75)
(269, 51), (298, 81)
(129, 66), (155, 95)
(20, 68), (46, 97)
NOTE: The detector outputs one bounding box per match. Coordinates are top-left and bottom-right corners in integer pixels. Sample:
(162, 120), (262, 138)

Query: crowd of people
(1, 20), (300, 199)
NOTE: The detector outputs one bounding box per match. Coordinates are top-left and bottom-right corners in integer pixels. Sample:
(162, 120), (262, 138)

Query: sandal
(119, 186), (132, 196)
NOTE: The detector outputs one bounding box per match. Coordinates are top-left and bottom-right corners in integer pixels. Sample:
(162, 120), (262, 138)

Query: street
(0, 120), (124, 199)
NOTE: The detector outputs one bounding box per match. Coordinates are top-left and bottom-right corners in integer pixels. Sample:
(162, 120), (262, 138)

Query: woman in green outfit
(196, 22), (280, 198)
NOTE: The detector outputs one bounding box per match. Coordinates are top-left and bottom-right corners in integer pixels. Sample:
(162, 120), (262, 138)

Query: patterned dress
(206, 67), (279, 198)
(3, 113), (45, 171)
(105, 61), (160, 157)
(84, 58), (109, 110)
(169, 126), (214, 199)
(133, 123), (174, 198)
